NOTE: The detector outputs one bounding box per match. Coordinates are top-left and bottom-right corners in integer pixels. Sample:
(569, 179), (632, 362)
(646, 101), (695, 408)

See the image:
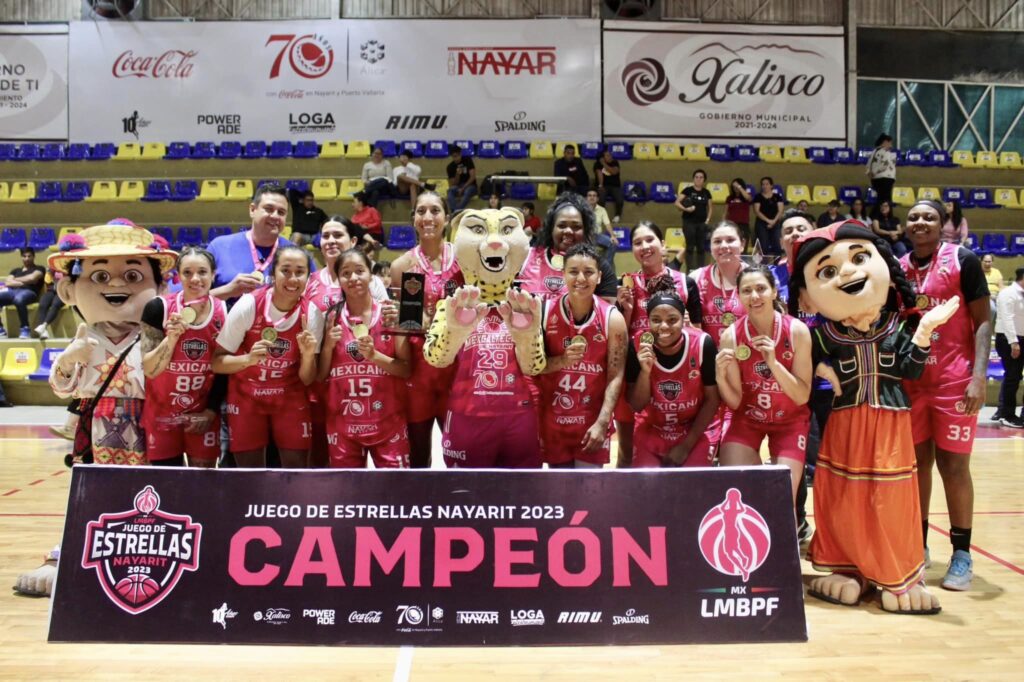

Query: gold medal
(915, 294), (929, 309)
(722, 312), (736, 326)
(179, 306), (197, 325)
(623, 273), (634, 289)
(551, 254), (565, 270)
(735, 344), (751, 361)
(571, 334), (588, 351)
(261, 327), (278, 343)
(251, 270), (265, 281)
(640, 331), (655, 345)
(352, 323), (369, 338)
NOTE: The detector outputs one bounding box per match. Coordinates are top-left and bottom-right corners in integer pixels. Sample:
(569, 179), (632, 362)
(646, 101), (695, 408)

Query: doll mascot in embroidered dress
(423, 207), (547, 468)
(787, 220), (957, 615)
(13, 220), (176, 597)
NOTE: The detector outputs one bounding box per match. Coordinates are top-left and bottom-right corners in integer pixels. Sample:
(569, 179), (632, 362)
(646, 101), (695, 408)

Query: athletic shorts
(406, 337), (455, 423)
(145, 413), (221, 463)
(540, 419), (611, 466)
(613, 392), (634, 424)
(442, 409), (541, 469)
(632, 422), (713, 468)
(722, 414), (810, 465)
(905, 377), (978, 454)
(328, 419), (410, 469)
(227, 388), (311, 452)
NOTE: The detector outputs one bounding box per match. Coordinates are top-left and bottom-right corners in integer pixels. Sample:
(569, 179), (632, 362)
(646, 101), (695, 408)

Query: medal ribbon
(248, 231), (279, 277)
(262, 290), (302, 332)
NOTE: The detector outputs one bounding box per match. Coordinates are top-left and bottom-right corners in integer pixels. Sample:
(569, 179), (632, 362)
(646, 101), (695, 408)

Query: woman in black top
(871, 200), (906, 257)
(675, 169), (713, 272)
(752, 176), (784, 256)
(0, 247), (46, 338)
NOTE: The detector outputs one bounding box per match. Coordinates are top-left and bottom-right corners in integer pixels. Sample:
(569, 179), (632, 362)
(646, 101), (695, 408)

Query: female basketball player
(691, 221), (748, 344)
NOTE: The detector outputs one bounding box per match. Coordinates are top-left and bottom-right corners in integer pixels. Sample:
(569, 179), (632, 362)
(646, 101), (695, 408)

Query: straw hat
(47, 220), (178, 278)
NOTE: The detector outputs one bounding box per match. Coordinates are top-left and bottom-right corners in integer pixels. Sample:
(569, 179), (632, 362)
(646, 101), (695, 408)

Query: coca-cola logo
(112, 50), (197, 79)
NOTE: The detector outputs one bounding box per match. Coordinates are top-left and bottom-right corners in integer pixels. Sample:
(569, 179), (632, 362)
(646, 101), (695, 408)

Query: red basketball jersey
(447, 308), (534, 417)
(626, 268), (688, 337)
(232, 287), (311, 404)
(692, 264), (746, 344)
(901, 242), (977, 384)
(518, 246), (567, 300)
(407, 242), (464, 316)
(304, 268), (341, 314)
(635, 326), (710, 436)
(733, 313), (807, 424)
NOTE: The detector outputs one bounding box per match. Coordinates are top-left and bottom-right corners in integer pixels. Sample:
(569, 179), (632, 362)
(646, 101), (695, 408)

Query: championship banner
(603, 21), (846, 142)
(0, 26), (68, 141)
(68, 20), (600, 143)
(50, 466), (806, 646)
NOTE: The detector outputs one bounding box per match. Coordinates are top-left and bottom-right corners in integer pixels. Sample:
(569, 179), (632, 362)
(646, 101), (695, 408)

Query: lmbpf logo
(697, 488), (771, 582)
(266, 33), (334, 79)
(82, 486), (201, 614)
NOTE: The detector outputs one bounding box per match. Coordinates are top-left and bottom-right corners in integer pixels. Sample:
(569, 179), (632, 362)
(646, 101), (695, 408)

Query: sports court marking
(928, 522), (1024, 577)
(393, 646), (414, 682)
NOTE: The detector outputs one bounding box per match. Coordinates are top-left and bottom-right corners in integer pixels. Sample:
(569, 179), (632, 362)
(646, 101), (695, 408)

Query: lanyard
(248, 231), (279, 278)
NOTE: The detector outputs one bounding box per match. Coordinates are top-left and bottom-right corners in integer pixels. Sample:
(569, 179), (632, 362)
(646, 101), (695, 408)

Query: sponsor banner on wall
(68, 20), (599, 143)
(50, 466), (806, 646)
(0, 26), (68, 141)
(603, 21), (846, 142)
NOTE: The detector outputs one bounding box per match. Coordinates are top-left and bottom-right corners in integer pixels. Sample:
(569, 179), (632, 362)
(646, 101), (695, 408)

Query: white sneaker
(34, 324), (48, 340)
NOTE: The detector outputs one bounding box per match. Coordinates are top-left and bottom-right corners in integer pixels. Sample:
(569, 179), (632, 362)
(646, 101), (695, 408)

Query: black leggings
(35, 289), (64, 326)
(682, 220), (707, 272)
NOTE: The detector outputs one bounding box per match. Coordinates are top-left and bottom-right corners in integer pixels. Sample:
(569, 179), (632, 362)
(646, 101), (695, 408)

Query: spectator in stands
(724, 178), (752, 247)
(676, 169), (713, 271)
(372, 260), (391, 296)
(487, 194), (503, 209)
(752, 176), (784, 256)
(866, 133), (897, 216)
(209, 183), (295, 305)
(587, 188), (617, 269)
(360, 146), (394, 207)
(554, 144), (589, 196)
(286, 188), (328, 248)
(0, 247), (46, 338)
(942, 200), (969, 245)
(351, 191), (384, 256)
(594, 146), (623, 222)
(446, 145), (478, 211)
(522, 202), (541, 240)
(33, 267), (64, 340)
(393, 151), (432, 206)
(993, 267), (1024, 428)
(797, 199), (810, 213)
(871, 200), (907, 257)
(846, 197), (868, 222)
(983, 254), (1003, 322)
(817, 199), (844, 228)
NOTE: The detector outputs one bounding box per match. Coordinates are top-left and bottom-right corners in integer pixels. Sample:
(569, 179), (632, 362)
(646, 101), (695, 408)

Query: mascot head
(789, 220), (917, 331)
(49, 219), (177, 325)
(451, 207), (530, 302)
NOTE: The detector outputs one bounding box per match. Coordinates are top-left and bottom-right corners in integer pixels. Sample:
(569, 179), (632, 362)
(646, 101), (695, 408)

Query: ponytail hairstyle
(270, 244), (313, 280)
(737, 264), (785, 314)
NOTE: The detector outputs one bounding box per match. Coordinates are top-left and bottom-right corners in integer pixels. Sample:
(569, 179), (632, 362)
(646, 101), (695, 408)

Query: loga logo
(697, 488), (771, 583)
(266, 34), (334, 79)
(82, 485), (201, 615)
(447, 46), (556, 76)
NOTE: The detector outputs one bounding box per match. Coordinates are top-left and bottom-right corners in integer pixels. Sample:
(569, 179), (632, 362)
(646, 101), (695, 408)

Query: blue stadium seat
(709, 144), (734, 162)
(29, 348), (62, 382)
(243, 141), (267, 159)
(839, 186), (863, 204)
(649, 182), (676, 203)
(964, 233), (980, 252)
(865, 187), (878, 205)
(175, 226), (204, 250)
(286, 179), (310, 194)
(623, 181), (647, 203)
(62, 182), (91, 202)
(425, 140), (449, 158)
(901, 149), (927, 166)
(0, 228), (26, 252)
(65, 143), (90, 161)
(856, 148), (873, 164)
(580, 142), (602, 159)
(28, 227), (56, 250)
(267, 140), (292, 159)
(509, 182), (537, 201)
(386, 225), (416, 250)
(293, 141), (319, 159)
(141, 181), (173, 202)
(503, 141), (528, 159)
(613, 227), (631, 251)
(808, 147), (834, 164)
(1010, 233), (1024, 256)
(452, 140), (474, 157)
(15, 143), (40, 161)
(476, 140), (501, 158)
(928, 150), (955, 167)
(970, 188), (999, 208)
(735, 145), (759, 162)
(373, 140), (398, 157)
(0, 144), (15, 161)
(171, 180), (199, 201)
(206, 226), (232, 244)
(942, 187), (971, 208)
(29, 181), (62, 203)
(256, 178), (280, 190)
(188, 141), (214, 159)
(400, 141), (423, 158)
(832, 147), (856, 164)
(89, 143), (116, 161)
(217, 141), (241, 159)
(987, 354), (1004, 381)
(40, 143), (65, 161)
(979, 233), (1009, 256)
(149, 226), (174, 245)
(608, 142), (632, 161)
(165, 142), (190, 160)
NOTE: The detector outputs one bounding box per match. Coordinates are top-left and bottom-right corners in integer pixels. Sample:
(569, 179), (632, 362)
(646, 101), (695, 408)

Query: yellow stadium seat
(658, 143), (683, 161)
(633, 142), (657, 160)
(529, 141), (554, 160)
(0, 182), (7, 201)
(554, 141), (578, 158)
(998, 151), (1023, 169)
(320, 141), (345, 159)
(118, 181), (145, 201)
(759, 145), (783, 163)
(975, 151), (999, 169)
(891, 186), (916, 206)
(783, 146), (809, 163)
(811, 185), (838, 205)
(427, 179), (449, 196)
(113, 142), (141, 161)
(0, 181), (34, 203)
(50, 226), (82, 251)
(916, 187), (941, 201)
(994, 188), (1021, 209)
(226, 179), (254, 201)
(707, 182), (729, 203)
(0, 347), (37, 380)
(785, 185), (811, 204)
(140, 142), (166, 160)
(538, 183), (558, 200)
(676, 181), (692, 195)
(952, 150), (976, 167)
(86, 180), (118, 202)
(280, 226), (292, 240)
(664, 227), (686, 251)
(683, 144), (709, 161)
(196, 180), (226, 202)
(311, 179), (338, 200)
(338, 179), (365, 199)
(344, 141), (371, 159)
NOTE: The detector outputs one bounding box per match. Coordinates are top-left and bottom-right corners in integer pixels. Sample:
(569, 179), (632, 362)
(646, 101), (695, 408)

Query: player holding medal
(213, 245), (320, 468)
(715, 265), (813, 501)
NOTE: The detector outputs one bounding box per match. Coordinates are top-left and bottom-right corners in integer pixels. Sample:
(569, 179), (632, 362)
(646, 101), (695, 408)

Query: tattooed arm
(141, 298), (183, 379)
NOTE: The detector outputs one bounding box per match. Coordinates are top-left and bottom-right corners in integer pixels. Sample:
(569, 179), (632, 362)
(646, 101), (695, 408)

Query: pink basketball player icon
(698, 488), (772, 582)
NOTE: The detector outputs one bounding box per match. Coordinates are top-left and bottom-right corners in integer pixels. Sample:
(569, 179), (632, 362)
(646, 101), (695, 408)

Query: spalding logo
(696, 488), (770, 582)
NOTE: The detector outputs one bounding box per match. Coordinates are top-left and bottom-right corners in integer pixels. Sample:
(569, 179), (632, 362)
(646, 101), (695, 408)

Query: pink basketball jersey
(232, 287), (310, 402)
(634, 326), (709, 437)
(304, 268), (341, 314)
(448, 308), (535, 417)
(518, 246), (567, 300)
(693, 264), (746, 344)
(733, 313), (807, 424)
(407, 243), (464, 316)
(626, 268), (688, 337)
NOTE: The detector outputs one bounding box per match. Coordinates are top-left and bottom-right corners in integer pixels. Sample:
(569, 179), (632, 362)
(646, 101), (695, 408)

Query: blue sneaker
(941, 550), (973, 591)
(18, 326), (30, 339)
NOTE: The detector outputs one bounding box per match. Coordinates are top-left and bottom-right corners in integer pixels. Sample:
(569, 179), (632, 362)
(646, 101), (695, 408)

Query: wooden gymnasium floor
(1, 406), (1022, 682)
